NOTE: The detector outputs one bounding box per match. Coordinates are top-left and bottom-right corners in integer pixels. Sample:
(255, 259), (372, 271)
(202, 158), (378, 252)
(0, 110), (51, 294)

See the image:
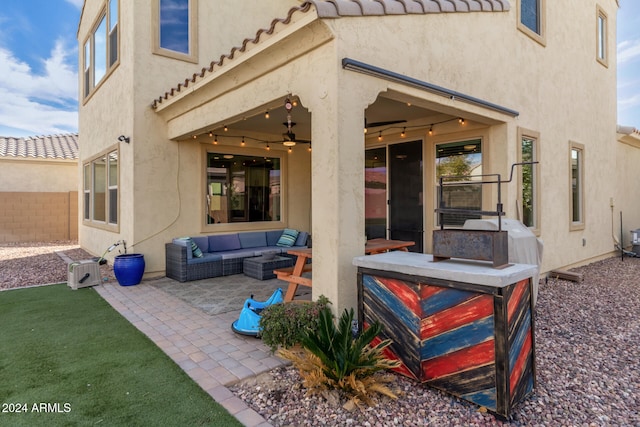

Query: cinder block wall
(0, 191), (78, 243)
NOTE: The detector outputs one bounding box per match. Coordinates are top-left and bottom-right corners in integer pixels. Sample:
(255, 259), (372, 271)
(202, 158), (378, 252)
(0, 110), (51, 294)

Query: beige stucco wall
(323, 1), (620, 274)
(0, 159), (77, 192)
(0, 158), (79, 242)
(78, 0), (307, 269)
(79, 0), (625, 311)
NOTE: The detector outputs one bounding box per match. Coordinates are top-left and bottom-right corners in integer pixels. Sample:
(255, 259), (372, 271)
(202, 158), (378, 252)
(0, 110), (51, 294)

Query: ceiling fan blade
(366, 119), (407, 128)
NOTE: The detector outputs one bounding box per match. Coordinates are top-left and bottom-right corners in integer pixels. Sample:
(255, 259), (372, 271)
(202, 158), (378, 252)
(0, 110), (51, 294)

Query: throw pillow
(190, 240), (203, 258)
(276, 228), (299, 247)
(180, 237), (203, 258)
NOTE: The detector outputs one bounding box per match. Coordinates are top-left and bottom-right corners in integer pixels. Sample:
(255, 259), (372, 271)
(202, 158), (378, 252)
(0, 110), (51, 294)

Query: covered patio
(152, 6), (519, 314)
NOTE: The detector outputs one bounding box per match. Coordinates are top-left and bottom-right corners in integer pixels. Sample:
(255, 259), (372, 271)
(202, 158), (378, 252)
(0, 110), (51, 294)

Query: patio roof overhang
(342, 58), (519, 118)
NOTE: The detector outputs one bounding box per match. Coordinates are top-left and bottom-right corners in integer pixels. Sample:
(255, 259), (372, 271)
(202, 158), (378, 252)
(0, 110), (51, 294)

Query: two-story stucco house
(78, 0), (638, 313)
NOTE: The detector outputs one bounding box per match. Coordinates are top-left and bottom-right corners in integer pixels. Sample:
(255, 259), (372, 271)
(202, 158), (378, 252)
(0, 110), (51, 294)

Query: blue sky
(0, 0), (638, 137)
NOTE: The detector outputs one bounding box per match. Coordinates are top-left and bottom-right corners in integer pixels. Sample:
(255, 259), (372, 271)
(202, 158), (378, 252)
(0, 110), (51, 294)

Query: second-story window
(83, 0), (119, 99)
(154, 0), (198, 62)
(518, 0), (546, 46)
(596, 5), (608, 67)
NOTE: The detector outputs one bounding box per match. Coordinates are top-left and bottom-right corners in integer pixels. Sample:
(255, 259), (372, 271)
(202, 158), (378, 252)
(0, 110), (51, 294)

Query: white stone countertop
(352, 251), (538, 288)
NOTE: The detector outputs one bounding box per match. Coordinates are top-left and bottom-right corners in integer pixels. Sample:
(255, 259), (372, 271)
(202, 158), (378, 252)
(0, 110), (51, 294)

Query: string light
(265, 111), (270, 119)
(288, 146), (293, 153)
(208, 131), (213, 137)
(266, 143), (270, 151)
(223, 125), (228, 132)
(308, 143), (312, 152)
(192, 135), (197, 139)
(361, 117), (463, 141)
(213, 135), (218, 144)
(240, 137), (245, 147)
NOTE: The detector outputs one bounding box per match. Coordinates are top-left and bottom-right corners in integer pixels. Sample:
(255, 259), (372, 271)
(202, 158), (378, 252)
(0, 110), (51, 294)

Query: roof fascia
(153, 12), (322, 114)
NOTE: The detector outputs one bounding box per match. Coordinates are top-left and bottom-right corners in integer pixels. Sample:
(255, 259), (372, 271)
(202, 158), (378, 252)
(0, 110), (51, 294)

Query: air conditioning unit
(68, 260), (101, 290)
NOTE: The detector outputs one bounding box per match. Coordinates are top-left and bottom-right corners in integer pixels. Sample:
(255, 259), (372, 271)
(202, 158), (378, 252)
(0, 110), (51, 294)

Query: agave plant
(277, 306), (400, 407)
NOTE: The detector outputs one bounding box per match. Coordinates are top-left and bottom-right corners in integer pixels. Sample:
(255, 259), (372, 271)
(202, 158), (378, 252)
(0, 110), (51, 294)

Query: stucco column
(308, 83), (370, 315)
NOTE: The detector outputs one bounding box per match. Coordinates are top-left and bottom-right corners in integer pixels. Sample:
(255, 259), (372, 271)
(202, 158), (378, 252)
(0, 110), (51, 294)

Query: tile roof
(313, 0), (510, 17)
(0, 134), (79, 161)
(151, 0), (510, 109)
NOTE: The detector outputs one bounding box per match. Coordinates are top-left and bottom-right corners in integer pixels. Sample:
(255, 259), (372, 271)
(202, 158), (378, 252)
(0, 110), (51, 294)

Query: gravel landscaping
(229, 256), (640, 426)
(2, 242), (639, 426)
(0, 241), (113, 291)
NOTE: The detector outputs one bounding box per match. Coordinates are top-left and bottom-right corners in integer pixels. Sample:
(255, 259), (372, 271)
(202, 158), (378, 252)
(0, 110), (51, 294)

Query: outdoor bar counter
(353, 251), (538, 418)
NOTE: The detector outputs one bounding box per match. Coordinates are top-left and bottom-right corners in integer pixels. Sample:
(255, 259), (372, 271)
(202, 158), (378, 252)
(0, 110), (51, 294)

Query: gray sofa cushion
(238, 231), (267, 248)
(192, 236), (209, 253)
(266, 229), (284, 246)
(295, 231), (309, 247)
(186, 252), (223, 265)
(209, 234), (241, 252)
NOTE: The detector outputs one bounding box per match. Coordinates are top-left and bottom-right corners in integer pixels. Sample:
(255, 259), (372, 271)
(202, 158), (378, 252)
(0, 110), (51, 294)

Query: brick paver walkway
(95, 281), (285, 427)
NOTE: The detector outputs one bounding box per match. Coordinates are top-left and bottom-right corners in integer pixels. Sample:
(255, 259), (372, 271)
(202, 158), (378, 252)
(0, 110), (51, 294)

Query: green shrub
(259, 296), (331, 353)
(278, 306), (401, 407)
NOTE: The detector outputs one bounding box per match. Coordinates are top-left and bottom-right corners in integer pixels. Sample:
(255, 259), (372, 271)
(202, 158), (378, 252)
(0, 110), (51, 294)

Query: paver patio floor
(94, 274), (304, 427)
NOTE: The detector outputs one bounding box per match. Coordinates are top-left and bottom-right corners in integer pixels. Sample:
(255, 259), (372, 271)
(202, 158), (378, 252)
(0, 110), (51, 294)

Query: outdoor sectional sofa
(165, 229), (308, 282)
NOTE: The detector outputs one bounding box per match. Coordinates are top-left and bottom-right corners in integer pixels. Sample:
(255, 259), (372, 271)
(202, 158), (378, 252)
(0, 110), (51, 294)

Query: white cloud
(617, 39), (640, 64)
(0, 40), (78, 136)
(619, 92), (640, 110)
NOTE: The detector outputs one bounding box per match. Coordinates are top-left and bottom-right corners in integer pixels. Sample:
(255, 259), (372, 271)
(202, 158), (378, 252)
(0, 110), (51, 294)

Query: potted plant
(111, 241), (145, 286)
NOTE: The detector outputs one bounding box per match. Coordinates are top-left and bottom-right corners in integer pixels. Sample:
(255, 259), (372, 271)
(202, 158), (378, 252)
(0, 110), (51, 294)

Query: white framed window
(596, 5), (608, 67)
(84, 148), (119, 228)
(569, 141), (585, 230)
(153, 0), (198, 63)
(82, 0), (119, 99)
(435, 139), (483, 227)
(518, 0), (546, 46)
(518, 128), (540, 234)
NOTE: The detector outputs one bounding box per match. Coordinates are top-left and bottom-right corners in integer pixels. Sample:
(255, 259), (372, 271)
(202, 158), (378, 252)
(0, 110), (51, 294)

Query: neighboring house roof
(0, 134), (79, 161)
(617, 125), (640, 148)
(151, 0), (510, 109)
(617, 125), (640, 137)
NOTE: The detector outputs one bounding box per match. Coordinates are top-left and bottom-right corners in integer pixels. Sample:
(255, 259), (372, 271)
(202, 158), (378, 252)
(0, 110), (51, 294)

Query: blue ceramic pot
(113, 254), (145, 286)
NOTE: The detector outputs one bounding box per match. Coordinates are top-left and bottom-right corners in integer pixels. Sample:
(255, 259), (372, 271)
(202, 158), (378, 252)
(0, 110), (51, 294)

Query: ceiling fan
(282, 122), (311, 146)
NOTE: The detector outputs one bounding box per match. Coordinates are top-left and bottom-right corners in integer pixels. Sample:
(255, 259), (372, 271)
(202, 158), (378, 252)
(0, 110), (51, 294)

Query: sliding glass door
(389, 141), (423, 252)
(365, 140), (423, 253)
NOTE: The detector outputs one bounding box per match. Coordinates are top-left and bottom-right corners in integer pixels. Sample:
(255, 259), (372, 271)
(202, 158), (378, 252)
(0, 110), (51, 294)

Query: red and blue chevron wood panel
(420, 286), (498, 410)
(361, 273), (535, 416)
(362, 274), (423, 378)
(507, 279), (535, 405)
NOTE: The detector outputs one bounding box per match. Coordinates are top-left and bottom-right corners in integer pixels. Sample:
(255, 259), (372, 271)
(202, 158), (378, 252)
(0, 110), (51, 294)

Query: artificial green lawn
(0, 284), (242, 427)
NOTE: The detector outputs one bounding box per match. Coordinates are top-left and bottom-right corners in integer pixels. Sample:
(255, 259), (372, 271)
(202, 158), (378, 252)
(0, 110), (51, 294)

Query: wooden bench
(274, 265), (313, 302)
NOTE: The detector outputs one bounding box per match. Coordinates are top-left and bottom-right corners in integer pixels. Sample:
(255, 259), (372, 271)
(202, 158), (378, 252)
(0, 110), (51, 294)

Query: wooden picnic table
(274, 239), (415, 302)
